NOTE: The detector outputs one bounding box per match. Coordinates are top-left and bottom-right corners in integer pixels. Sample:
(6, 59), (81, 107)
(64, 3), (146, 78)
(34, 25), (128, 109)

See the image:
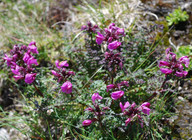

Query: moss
(155, 20), (170, 46)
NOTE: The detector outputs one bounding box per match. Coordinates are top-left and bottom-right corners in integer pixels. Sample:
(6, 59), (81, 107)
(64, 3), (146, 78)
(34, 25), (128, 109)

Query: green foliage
(176, 45), (192, 70)
(166, 7), (189, 26)
(1, 0), (191, 140)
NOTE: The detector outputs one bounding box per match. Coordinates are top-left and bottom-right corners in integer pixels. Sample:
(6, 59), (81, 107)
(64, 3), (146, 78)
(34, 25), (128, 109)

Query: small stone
(178, 86), (182, 91)
(178, 96), (185, 101)
(0, 128), (10, 140)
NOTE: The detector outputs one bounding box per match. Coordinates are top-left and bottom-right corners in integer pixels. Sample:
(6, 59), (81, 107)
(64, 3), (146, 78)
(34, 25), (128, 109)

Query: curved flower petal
(96, 32), (105, 45)
(92, 93), (103, 103)
(160, 68), (173, 74)
(106, 84), (116, 92)
(61, 81), (72, 94)
(25, 73), (36, 84)
(125, 118), (131, 126)
(108, 41), (121, 50)
(175, 71), (188, 77)
(120, 101), (130, 112)
(111, 90), (124, 100)
(59, 61), (69, 67)
(82, 120), (92, 126)
(179, 56), (190, 68)
(159, 61), (170, 67)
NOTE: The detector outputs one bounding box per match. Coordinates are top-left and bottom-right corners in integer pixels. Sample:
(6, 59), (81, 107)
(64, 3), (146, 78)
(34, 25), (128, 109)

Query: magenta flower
(92, 93), (103, 103)
(111, 90), (124, 100)
(159, 48), (190, 77)
(25, 73), (37, 84)
(179, 56), (190, 68)
(23, 53), (31, 63)
(106, 84), (116, 92)
(28, 41), (39, 54)
(61, 81), (72, 94)
(81, 25), (87, 30)
(138, 102), (151, 115)
(11, 65), (21, 75)
(96, 32), (105, 45)
(51, 70), (60, 77)
(160, 68), (173, 74)
(122, 102), (151, 127)
(109, 23), (115, 29)
(67, 71), (75, 76)
(108, 41), (121, 50)
(82, 120), (92, 126)
(27, 57), (38, 66)
(13, 75), (24, 81)
(175, 71), (188, 77)
(84, 107), (94, 112)
(120, 101), (130, 112)
(55, 60), (69, 69)
(125, 118), (131, 126)
(3, 54), (12, 66)
(107, 37), (113, 43)
(116, 28), (125, 36)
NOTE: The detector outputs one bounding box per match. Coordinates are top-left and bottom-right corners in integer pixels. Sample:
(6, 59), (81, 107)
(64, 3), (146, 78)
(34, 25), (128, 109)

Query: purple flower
(27, 57), (38, 66)
(111, 90), (124, 100)
(179, 56), (190, 68)
(108, 23), (115, 29)
(28, 41), (39, 54)
(116, 28), (125, 36)
(51, 70), (60, 77)
(55, 60), (69, 69)
(25, 73), (37, 84)
(13, 75), (24, 81)
(11, 65), (21, 75)
(159, 61), (170, 67)
(3, 54), (12, 66)
(119, 81), (129, 87)
(82, 120), (92, 126)
(107, 37), (113, 43)
(108, 41), (121, 50)
(23, 53), (31, 63)
(81, 25), (87, 31)
(96, 32), (105, 45)
(138, 102), (151, 115)
(61, 81), (72, 94)
(68, 71), (75, 76)
(120, 101), (130, 112)
(106, 84), (116, 92)
(85, 107), (94, 112)
(175, 71), (188, 77)
(92, 93), (103, 103)
(159, 48), (190, 77)
(160, 68), (173, 74)
(125, 118), (131, 126)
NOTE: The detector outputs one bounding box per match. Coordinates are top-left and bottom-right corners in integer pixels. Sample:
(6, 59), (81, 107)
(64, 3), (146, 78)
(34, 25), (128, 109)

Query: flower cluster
(3, 42), (39, 84)
(82, 93), (109, 126)
(96, 23), (125, 50)
(120, 102), (151, 127)
(51, 60), (75, 94)
(159, 48), (190, 77)
(81, 21), (99, 33)
(104, 52), (123, 71)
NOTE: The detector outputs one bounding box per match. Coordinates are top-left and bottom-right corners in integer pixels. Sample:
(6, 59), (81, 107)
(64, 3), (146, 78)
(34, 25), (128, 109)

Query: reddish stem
(32, 82), (44, 97)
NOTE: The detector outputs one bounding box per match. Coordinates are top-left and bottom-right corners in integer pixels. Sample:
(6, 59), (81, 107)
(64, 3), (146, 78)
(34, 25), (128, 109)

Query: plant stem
(32, 82), (44, 97)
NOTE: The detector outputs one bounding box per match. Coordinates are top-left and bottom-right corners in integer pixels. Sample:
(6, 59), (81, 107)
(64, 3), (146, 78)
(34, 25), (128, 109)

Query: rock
(178, 96), (185, 102)
(0, 128), (10, 140)
(181, 2), (192, 13)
